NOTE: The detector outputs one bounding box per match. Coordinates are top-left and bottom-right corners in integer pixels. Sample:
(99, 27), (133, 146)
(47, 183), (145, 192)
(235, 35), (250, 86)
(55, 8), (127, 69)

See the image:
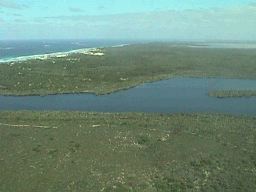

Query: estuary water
(0, 78), (256, 115)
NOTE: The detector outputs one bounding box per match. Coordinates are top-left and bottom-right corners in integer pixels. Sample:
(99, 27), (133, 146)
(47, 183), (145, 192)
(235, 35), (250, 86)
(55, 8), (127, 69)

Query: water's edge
(1, 77), (256, 115)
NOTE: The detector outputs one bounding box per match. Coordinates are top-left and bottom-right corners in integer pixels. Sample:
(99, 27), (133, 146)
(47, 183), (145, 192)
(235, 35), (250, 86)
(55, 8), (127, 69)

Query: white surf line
(0, 43), (130, 64)
(0, 122), (58, 129)
(0, 47), (107, 64)
(111, 44), (130, 48)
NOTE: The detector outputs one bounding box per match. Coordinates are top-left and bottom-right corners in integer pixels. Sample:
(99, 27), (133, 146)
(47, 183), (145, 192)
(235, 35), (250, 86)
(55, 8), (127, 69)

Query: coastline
(208, 90), (256, 98)
(1, 42), (256, 64)
(0, 43), (129, 64)
(0, 43), (256, 98)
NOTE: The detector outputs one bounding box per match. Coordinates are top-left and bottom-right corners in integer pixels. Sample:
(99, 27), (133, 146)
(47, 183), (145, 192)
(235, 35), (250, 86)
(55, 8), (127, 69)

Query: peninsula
(0, 43), (256, 96)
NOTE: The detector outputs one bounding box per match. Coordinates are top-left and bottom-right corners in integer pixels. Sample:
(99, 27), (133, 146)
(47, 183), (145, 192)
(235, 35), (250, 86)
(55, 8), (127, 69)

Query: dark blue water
(0, 78), (255, 115)
(0, 39), (137, 60)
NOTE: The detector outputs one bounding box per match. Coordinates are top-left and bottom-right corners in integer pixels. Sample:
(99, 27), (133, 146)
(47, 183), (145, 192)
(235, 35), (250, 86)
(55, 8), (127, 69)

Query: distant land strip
(0, 43), (256, 96)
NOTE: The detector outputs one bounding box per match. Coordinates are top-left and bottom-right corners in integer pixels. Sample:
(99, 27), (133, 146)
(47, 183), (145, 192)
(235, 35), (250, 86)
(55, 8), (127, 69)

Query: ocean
(1, 40), (256, 63)
(0, 39), (135, 61)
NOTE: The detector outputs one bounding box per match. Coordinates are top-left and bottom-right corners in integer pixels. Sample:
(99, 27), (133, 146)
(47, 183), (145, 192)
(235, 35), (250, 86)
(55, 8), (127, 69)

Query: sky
(0, 0), (256, 41)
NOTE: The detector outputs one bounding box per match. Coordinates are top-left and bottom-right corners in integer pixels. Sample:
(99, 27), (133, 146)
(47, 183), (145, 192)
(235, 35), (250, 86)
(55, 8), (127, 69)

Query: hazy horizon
(1, 0), (256, 41)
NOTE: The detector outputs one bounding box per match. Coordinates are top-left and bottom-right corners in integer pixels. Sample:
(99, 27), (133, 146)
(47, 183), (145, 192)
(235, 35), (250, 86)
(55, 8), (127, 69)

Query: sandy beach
(0, 44), (130, 64)
(0, 48), (103, 64)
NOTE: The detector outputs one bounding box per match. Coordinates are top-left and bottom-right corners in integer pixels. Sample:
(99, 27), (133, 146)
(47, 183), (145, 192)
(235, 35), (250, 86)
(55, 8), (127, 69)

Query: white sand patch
(0, 44), (130, 64)
(0, 48), (104, 64)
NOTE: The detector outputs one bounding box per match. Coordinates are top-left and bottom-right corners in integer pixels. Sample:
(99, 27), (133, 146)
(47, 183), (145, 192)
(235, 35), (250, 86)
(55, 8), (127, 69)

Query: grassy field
(0, 111), (256, 191)
(0, 43), (256, 95)
(209, 90), (256, 98)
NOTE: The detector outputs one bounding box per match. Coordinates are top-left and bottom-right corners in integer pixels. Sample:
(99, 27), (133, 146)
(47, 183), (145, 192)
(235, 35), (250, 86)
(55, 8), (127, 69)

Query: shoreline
(208, 90), (256, 98)
(0, 43), (256, 98)
(1, 76), (256, 97)
(1, 42), (256, 64)
(0, 43), (130, 64)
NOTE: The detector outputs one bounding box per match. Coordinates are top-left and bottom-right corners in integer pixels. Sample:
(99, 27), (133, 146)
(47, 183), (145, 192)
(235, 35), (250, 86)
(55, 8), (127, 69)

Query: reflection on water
(186, 43), (256, 49)
(0, 78), (256, 115)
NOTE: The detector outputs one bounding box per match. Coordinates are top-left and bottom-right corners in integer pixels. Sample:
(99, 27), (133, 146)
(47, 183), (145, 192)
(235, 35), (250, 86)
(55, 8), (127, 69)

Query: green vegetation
(0, 112), (256, 191)
(209, 90), (256, 98)
(1, 43), (256, 95)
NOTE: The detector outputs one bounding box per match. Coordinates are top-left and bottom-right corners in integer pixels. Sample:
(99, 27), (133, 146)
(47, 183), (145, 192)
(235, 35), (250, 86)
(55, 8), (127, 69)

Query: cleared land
(209, 90), (256, 98)
(0, 43), (256, 95)
(0, 112), (256, 192)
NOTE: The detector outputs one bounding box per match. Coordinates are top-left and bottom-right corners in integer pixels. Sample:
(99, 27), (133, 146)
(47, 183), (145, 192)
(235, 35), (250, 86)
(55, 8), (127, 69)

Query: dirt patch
(0, 85), (7, 89)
